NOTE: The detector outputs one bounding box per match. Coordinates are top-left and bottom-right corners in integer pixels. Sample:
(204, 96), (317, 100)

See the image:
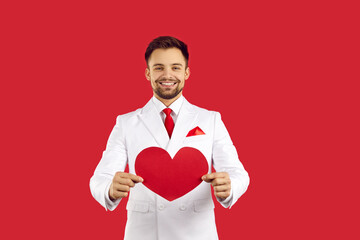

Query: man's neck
(154, 93), (182, 107)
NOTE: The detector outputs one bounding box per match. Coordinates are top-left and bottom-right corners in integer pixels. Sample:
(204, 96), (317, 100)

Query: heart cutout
(135, 147), (209, 201)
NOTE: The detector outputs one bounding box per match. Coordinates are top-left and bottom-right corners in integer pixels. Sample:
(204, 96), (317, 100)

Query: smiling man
(90, 36), (250, 240)
(145, 43), (190, 105)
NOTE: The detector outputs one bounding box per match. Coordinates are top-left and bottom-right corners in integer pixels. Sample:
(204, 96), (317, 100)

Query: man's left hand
(202, 172), (231, 199)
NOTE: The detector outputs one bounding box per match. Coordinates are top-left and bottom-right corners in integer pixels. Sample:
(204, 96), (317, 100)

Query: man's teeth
(160, 82), (176, 86)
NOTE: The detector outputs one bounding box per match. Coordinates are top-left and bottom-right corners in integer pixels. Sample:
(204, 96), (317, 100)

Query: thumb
(202, 174), (212, 183)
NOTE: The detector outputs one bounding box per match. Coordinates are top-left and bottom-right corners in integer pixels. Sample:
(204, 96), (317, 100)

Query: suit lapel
(167, 98), (198, 155)
(139, 99), (169, 149)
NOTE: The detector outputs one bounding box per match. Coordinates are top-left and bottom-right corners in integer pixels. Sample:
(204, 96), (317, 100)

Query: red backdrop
(1, 0), (359, 239)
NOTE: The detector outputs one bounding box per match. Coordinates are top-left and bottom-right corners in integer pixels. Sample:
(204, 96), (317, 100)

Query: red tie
(163, 108), (174, 138)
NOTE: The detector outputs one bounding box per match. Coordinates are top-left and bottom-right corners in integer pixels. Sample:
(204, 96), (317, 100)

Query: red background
(1, 0), (359, 239)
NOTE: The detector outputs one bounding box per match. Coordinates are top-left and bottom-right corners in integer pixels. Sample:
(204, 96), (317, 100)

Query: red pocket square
(186, 126), (205, 137)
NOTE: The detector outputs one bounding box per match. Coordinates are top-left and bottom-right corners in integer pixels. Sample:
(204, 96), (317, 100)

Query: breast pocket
(184, 135), (210, 143)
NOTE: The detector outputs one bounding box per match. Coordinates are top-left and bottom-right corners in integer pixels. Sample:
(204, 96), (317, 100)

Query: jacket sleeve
(212, 112), (250, 208)
(89, 115), (128, 211)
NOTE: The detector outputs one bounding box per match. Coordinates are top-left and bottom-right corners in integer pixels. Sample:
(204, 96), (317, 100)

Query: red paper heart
(135, 147), (209, 201)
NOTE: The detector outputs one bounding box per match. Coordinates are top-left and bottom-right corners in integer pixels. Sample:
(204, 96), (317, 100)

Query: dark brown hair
(145, 36), (189, 67)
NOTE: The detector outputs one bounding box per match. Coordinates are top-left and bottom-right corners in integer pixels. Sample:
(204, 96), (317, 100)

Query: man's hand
(202, 172), (231, 199)
(109, 172), (143, 201)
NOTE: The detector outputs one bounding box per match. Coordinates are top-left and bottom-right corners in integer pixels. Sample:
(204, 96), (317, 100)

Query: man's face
(145, 48), (190, 100)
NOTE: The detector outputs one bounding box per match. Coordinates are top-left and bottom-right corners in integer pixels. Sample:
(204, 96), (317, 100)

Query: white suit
(90, 96), (250, 240)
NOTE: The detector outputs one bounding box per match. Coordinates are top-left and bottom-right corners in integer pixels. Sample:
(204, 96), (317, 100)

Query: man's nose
(162, 68), (174, 80)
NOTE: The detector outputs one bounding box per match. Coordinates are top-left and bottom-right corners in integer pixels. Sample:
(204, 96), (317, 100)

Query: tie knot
(163, 108), (172, 116)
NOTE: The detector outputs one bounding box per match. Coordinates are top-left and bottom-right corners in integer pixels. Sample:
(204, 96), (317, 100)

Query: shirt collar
(152, 95), (184, 116)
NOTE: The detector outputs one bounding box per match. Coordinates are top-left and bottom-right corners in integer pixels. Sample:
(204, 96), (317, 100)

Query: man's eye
(173, 67), (180, 70)
(154, 67), (163, 70)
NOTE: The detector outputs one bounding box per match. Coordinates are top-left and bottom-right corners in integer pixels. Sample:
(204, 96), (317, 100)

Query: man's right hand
(109, 172), (143, 201)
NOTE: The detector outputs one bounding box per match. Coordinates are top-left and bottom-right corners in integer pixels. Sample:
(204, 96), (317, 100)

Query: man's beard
(153, 78), (183, 100)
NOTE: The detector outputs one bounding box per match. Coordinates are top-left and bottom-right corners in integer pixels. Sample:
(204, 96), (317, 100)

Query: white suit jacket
(90, 96), (250, 240)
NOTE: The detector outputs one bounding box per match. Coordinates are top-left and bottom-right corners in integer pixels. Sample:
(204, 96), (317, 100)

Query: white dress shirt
(151, 95), (184, 125)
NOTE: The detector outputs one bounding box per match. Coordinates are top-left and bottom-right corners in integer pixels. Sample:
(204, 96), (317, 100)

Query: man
(90, 36), (250, 240)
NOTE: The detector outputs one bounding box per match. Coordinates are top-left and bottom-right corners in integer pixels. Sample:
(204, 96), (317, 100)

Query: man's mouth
(158, 82), (177, 86)
(158, 82), (177, 88)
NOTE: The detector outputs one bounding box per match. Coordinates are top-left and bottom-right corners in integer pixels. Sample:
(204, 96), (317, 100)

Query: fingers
(110, 186), (129, 199)
(113, 182), (131, 192)
(202, 172), (231, 199)
(211, 177), (231, 186)
(202, 172), (228, 182)
(201, 174), (212, 183)
(213, 180), (231, 199)
(214, 190), (231, 199)
(213, 184), (229, 192)
(116, 172), (144, 183)
(202, 172), (231, 188)
(202, 172), (229, 184)
(109, 172), (144, 200)
(114, 172), (143, 188)
(116, 176), (138, 187)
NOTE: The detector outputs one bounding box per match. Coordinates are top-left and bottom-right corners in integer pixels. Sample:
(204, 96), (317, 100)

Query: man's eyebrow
(152, 64), (164, 67)
(152, 63), (183, 67)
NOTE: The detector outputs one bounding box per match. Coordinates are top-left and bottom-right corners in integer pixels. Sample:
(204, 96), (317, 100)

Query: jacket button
(179, 204), (186, 211)
(158, 204), (165, 210)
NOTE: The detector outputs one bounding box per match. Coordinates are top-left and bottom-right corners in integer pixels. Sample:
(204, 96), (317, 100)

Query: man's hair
(145, 36), (189, 67)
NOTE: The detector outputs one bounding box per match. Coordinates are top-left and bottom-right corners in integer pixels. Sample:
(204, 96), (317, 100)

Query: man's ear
(145, 68), (150, 81)
(185, 67), (190, 80)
